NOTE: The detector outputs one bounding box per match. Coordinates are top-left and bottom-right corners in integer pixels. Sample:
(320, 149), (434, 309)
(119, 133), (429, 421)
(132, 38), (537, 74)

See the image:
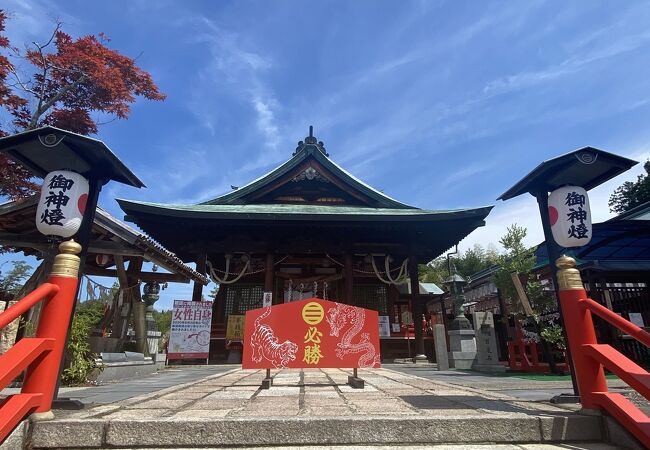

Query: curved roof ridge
(198, 142), (415, 209)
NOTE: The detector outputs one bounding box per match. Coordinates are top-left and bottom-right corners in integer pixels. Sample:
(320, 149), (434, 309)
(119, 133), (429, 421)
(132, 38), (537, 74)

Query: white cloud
(251, 95), (280, 150)
(184, 16), (282, 146)
(3, 0), (78, 43)
(483, 29), (650, 96)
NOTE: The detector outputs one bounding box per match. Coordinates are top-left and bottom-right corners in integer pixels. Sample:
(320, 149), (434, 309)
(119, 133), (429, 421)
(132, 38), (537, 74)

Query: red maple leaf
(0, 10), (165, 199)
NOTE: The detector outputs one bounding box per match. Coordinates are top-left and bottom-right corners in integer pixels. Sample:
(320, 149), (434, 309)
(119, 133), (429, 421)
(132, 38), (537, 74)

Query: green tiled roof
(200, 144), (414, 209)
(117, 199), (492, 222)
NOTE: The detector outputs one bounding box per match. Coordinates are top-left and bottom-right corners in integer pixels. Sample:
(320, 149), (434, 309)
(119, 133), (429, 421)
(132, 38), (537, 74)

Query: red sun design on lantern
(77, 194), (88, 215)
(548, 206), (559, 226)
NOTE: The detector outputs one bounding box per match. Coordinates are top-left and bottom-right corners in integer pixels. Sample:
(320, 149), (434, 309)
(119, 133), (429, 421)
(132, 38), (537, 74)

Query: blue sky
(3, 0), (650, 309)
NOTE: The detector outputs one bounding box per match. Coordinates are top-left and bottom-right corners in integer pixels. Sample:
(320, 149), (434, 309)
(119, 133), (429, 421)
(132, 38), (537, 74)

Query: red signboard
(242, 298), (381, 369)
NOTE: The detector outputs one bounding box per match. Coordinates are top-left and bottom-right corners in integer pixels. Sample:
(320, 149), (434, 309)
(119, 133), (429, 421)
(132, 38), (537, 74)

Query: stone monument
(472, 311), (506, 372)
(444, 272), (477, 369)
(433, 323), (449, 370)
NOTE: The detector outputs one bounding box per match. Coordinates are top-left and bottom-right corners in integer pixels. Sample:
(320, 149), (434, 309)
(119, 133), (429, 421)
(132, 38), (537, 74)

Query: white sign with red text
(168, 300), (212, 360)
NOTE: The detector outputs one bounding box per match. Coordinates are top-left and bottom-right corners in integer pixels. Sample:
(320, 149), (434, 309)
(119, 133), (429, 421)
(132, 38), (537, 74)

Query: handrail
(0, 283), (59, 329)
(0, 240), (82, 445)
(579, 297), (650, 348)
(556, 255), (650, 448)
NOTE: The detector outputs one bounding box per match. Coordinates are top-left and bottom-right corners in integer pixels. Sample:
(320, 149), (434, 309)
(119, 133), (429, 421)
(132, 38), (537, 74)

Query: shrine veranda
(118, 129), (492, 361)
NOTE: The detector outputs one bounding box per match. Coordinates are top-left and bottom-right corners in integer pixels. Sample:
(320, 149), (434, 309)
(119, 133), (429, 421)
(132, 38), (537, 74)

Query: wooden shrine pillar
(126, 257), (148, 356)
(192, 249), (207, 302)
(408, 255), (426, 360)
(344, 253), (354, 304)
(265, 253), (275, 304)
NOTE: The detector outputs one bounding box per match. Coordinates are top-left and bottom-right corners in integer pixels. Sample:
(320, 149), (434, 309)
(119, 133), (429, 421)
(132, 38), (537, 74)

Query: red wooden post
(555, 255), (607, 409)
(21, 240), (82, 418)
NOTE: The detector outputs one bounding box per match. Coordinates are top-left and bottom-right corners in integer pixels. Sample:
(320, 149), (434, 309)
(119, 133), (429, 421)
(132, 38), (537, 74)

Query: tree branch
(29, 21), (63, 129)
(7, 68), (38, 96)
(28, 73), (87, 129)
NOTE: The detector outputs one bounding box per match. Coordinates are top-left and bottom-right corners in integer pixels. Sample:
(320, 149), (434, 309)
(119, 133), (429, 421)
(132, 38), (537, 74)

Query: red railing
(0, 241), (81, 444)
(557, 256), (650, 448)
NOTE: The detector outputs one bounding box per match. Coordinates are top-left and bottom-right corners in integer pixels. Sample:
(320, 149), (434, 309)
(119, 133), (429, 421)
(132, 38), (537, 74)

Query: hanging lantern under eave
(95, 254), (113, 266)
(35, 170), (89, 238)
(548, 185), (592, 248)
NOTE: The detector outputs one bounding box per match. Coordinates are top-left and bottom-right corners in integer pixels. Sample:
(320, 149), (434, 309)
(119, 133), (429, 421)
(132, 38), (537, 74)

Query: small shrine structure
(118, 128), (493, 360)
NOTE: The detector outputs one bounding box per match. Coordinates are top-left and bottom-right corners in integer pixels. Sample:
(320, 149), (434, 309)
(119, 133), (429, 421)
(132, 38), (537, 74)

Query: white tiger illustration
(250, 307), (298, 368)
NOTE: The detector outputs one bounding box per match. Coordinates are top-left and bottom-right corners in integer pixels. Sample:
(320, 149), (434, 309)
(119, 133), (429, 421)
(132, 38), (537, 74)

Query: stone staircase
(2, 367), (641, 449)
(4, 411), (617, 449)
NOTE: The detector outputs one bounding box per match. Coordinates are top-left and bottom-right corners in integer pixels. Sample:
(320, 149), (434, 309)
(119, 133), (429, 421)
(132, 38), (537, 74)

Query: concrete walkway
(2, 365), (233, 405)
(386, 364), (650, 418)
(15, 366), (617, 449)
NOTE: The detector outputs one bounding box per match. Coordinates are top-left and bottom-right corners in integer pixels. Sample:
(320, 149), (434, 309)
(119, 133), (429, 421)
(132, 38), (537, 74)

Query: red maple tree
(0, 10), (165, 199)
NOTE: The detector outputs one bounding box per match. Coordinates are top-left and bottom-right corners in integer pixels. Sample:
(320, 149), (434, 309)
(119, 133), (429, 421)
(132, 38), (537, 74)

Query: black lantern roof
(443, 273), (467, 286)
(0, 126), (145, 187)
(498, 146), (637, 200)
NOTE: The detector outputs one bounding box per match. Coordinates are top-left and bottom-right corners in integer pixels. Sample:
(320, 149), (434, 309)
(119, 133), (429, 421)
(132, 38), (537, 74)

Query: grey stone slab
(203, 390), (255, 399)
(31, 420), (104, 448)
(539, 415), (603, 442)
(520, 445), (619, 450)
(232, 408), (301, 417)
(0, 420), (25, 450)
(472, 312), (500, 367)
(48, 365), (236, 405)
(104, 408), (169, 419)
(103, 417), (544, 446)
(122, 351), (145, 361)
(305, 406), (355, 416)
(303, 390), (340, 398)
(172, 409), (231, 418)
(434, 324), (449, 370)
(99, 352), (127, 362)
(158, 391), (210, 400)
(189, 399), (245, 410)
(127, 398), (195, 409)
(257, 387), (301, 397)
(602, 415), (646, 450)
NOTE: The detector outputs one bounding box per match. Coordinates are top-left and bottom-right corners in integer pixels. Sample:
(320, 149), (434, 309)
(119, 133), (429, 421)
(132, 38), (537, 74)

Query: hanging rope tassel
(206, 256), (250, 285)
(370, 255), (409, 285)
(385, 256), (409, 284)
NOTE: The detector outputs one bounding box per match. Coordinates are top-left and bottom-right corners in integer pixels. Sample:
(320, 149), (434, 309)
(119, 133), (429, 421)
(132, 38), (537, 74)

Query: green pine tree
(609, 160), (650, 213)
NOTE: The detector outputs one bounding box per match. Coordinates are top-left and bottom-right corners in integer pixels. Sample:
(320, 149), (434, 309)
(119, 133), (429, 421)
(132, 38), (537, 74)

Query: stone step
(76, 446), (621, 450)
(24, 415), (603, 448)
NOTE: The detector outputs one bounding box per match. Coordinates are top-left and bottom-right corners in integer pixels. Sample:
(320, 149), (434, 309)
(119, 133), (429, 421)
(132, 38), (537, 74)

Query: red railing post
(555, 255), (608, 409)
(21, 240), (82, 418)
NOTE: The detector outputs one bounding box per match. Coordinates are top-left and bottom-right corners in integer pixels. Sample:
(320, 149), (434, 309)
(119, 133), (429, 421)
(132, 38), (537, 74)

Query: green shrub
(61, 300), (105, 386)
(540, 322), (566, 350)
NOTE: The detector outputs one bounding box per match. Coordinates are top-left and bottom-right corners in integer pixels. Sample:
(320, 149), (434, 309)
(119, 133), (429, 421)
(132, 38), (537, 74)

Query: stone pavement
(16, 366), (616, 448)
(386, 364), (631, 401)
(2, 365), (232, 406)
(387, 364), (650, 417)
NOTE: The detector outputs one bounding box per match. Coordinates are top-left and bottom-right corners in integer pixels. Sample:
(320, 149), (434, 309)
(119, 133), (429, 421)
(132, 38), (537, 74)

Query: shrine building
(117, 128), (493, 360)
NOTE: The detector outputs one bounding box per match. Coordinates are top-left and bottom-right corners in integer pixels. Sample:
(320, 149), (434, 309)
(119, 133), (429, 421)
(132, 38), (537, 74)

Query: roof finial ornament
(293, 125), (329, 157)
(305, 125), (317, 144)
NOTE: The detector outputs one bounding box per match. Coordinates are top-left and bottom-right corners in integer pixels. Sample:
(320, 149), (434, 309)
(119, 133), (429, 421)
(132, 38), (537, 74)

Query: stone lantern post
(142, 265), (167, 356)
(444, 270), (477, 369)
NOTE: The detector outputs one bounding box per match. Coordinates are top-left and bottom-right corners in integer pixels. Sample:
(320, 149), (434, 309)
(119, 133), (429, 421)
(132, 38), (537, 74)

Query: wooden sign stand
(348, 368), (364, 389)
(261, 368), (273, 389)
(260, 368), (365, 389)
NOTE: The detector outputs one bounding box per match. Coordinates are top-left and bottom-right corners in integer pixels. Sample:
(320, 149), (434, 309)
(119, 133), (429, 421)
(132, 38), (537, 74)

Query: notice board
(168, 300), (212, 361)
